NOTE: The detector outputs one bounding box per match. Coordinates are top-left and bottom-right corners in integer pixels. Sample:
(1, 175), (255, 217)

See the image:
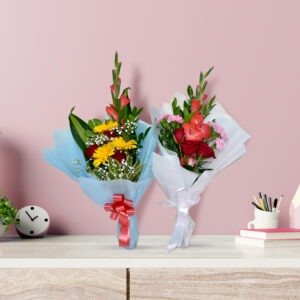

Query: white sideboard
(1, 235), (300, 299)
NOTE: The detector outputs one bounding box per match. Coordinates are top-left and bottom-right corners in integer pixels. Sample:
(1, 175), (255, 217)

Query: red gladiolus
(190, 112), (204, 129)
(198, 142), (215, 158)
(198, 124), (211, 140)
(180, 140), (200, 156)
(191, 99), (201, 112)
(112, 150), (126, 162)
(120, 95), (130, 107)
(84, 144), (98, 158)
(106, 104), (119, 120)
(174, 128), (185, 144)
(183, 112), (211, 141)
(183, 123), (203, 141)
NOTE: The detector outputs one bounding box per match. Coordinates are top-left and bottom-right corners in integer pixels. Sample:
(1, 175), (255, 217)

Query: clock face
(15, 205), (50, 238)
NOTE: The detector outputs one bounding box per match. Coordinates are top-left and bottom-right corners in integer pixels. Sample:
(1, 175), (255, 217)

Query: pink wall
(0, 0), (299, 235)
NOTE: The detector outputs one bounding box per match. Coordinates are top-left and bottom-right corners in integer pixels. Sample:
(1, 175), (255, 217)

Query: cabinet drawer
(130, 268), (300, 300)
(0, 268), (126, 300)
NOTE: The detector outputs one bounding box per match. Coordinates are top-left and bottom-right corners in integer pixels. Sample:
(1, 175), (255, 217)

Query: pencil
(253, 195), (260, 206)
(251, 202), (263, 211)
(268, 197), (273, 212)
(276, 195), (283, 212)
(259, 198), (266, 211)
(273, 198), (278, 209)
(264, 194), (269, 211)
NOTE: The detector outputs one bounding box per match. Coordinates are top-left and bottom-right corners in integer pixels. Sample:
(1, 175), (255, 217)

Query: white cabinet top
(1, 235), (300, 268)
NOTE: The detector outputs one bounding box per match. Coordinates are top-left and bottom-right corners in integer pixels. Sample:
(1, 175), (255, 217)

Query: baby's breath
(85, 133), (108, 146)
(115, 120), (137, 136)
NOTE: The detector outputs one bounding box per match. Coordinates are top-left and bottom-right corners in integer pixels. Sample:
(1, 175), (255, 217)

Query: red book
(240, 228), (300, 240)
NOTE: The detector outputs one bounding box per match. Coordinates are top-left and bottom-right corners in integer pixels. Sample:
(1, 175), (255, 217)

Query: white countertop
(1, 235), (300, 268)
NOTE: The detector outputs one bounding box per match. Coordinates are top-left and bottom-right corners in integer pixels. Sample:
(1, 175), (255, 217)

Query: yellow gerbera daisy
(92, 143), (115, 167)
(111, 137), (137, 150)
(93, 120), (118, 133)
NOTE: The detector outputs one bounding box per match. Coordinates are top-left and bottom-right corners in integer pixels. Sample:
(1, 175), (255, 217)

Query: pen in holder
(249, 192), (282, 229)
(248, 208), (280, 229)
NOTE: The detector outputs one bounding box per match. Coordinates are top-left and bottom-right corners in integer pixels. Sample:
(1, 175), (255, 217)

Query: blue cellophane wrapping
(44, 120), (157, 249)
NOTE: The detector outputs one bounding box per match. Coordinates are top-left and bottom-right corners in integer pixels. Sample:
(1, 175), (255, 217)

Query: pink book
(240, 228), (300, 240)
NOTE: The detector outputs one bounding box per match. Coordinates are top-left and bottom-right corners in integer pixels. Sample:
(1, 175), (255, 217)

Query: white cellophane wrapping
(151, 93), (250, 252)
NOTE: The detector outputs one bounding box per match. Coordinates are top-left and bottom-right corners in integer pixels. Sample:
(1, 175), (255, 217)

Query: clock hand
(32, 215), (39, 221)
(25, 211), (34, 221)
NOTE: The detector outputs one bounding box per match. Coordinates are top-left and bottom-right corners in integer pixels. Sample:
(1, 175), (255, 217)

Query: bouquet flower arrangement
(152, 68), (250, 252)
(44, 53), (156, 249)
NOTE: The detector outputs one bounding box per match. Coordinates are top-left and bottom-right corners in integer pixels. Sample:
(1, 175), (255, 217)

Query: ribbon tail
(118, 211), (131, 247)
(167, 212), (195, 253)
(117, 215), (139, 250)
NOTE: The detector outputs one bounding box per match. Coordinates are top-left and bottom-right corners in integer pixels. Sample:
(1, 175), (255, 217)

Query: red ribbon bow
(104, 194), (135, 247)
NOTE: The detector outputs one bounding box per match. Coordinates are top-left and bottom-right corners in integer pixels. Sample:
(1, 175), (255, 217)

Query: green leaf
(137, 126), (151, 146)
(200, 95), (216, 118)
(121, 87), (131, 96)
(112, 70), (117, 83)
(88, 119), (102, 129)
(129, 106), (143, 121)
(187, 85), (194, 99)
(183, 100), (189, 111)
(172, 97), (178, 114)
(183, 107), (190, 122)
(116, 62), (121, 76)
(0, 196), (17, 227)
(208, 95), (216, 107)
(201, 81), (208, 94)
(85, 130), (95, 138)
(114, 51), (119, 67)
(114, 97), (121, 111)
(137, 132), (143, 143)
(199, 72), (204, 84)
(144, 126), (151, 138)
(69, 109), (91, 152)
(195, 85), (201, 98)
(171, 97), (183, 116)
(204, 66), (214, 78)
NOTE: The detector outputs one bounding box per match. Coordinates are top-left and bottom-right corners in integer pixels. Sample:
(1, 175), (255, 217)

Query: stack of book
(235, 228), (300, 247)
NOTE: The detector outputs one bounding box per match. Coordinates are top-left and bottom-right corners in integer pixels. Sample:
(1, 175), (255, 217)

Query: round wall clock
(15, 205), (50, 238)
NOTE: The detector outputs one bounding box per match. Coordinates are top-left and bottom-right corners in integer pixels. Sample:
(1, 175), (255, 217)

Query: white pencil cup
(248, 209), (280, 229)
